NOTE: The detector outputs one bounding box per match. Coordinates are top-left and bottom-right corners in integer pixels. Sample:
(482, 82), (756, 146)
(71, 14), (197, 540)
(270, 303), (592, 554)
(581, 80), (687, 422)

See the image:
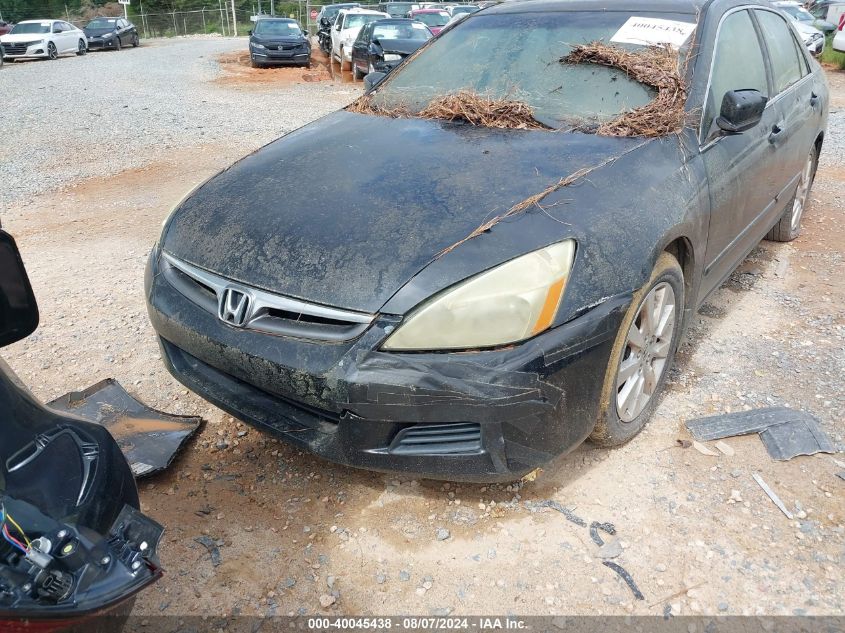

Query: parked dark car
(377, 2), (421, 17)
(407, 8), (451, 33)
(84, 16), (139, 50)
(0, 227), (163, 631)
(351, 18), (431, 78)
(249, 18), (311, 68)
(146, 0), (828, 482)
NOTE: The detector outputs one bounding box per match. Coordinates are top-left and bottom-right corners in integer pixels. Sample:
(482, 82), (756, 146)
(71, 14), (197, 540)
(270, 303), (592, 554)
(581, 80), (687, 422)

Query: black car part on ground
(0, 230), (163, 630)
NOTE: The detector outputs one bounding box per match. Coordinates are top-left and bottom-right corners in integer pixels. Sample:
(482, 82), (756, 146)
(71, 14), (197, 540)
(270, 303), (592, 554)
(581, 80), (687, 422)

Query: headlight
(382, 240), (576, 351)
(383, 53), (401, 61)
(252, 42), (266, 49)
(102, 32), (115, 39)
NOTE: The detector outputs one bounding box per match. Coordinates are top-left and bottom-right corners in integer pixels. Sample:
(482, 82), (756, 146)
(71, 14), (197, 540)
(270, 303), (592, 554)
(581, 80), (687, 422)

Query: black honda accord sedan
(146, 0), (828, 481)
(249, 17), (311, 68)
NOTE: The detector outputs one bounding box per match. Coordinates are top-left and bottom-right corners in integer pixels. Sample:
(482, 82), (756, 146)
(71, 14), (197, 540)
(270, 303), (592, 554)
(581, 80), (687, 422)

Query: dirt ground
(1, 53), (843, 619)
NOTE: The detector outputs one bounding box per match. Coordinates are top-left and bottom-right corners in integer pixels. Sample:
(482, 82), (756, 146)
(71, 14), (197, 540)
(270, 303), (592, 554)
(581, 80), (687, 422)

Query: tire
(132, 33), (140, 47)
(250, 55), (263, 68)
(339, 47), (349, 71)
(114, 37), (122, 51)
(47, 42), (58, 60)
(590, 252), (685, 447)
(352, 59), (363, 80)
(765, 146), (817, 242)
(76, 39), (86, 55)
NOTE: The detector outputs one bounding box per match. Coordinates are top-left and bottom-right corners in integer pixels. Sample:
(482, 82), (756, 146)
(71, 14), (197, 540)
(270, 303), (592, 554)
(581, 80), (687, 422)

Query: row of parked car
(0, 16), (139, 66)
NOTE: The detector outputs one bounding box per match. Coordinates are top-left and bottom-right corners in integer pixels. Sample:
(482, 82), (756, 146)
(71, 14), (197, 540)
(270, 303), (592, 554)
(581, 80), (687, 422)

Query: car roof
(342, 7), (390, 13)
(412, 8), (449, 11)
(18, 19), (56, 23)
(484, 0), (705, 15)
(374, 17), (423, 21)
(256, 17), (297, 21)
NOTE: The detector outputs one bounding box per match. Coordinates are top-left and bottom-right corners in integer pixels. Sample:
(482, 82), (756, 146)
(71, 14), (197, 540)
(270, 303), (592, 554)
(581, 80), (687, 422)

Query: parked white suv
(331, 8), (389, 70)
(0, 19), (87, 60)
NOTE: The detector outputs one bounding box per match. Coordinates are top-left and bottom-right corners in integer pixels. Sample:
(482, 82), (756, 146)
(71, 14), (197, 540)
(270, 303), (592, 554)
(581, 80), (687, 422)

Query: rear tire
(590, 252), (684, 447)
(765, 146), (817, 243)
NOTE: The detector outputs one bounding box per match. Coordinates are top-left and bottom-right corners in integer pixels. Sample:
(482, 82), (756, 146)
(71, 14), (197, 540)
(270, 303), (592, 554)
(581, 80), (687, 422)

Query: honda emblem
(219, 287), (251, 327)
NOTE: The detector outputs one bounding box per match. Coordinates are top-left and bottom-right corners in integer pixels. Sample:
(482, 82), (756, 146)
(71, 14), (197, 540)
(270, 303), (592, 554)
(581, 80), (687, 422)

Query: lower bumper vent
(389, 423), (482, 456)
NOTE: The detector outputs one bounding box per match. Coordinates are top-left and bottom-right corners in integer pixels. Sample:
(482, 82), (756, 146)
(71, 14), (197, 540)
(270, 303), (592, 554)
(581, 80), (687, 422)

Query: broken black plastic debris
(589, 521), (616, 546)
(48, 378), (203, 477)
(194, 535), (222, 567)
(602, 561), (644, 600)
(536, 500), (587, 527)
(684, 407), (834, 461)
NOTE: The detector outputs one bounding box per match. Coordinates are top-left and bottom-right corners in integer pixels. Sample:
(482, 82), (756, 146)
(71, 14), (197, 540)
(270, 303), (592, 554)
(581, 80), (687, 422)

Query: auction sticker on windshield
(610, 16), (696, 47)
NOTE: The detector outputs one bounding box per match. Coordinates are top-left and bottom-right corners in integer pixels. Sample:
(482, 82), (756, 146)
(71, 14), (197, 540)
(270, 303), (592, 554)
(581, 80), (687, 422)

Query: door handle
(768, 122), (785, 144)
(810, 92), (819, 107)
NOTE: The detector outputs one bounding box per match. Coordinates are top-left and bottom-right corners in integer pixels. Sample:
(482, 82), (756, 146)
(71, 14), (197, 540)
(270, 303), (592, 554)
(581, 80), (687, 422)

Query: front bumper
(1, 44), (48, 58)
(145, 247), (629, 481)
(252, 48), (311, 64)
(87, 37), (119, 49)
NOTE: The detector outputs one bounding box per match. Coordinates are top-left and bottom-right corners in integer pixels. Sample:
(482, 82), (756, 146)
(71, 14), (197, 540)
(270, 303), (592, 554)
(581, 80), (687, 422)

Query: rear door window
(702, 9), (769, 140)
(754, 10), (805, 94)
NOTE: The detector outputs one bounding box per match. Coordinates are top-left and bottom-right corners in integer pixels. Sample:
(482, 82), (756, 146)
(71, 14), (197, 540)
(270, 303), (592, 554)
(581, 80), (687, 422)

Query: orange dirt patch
(214, 50), (332, 88)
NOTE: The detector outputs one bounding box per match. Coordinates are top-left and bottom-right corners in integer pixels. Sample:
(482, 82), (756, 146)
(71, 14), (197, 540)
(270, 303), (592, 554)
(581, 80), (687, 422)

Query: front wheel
(765, 146), (817, 242)
(590, 252), (684, 447)
(132, 33), (140, 47)
(47, 42), (58, 60)
(76, 39), (87, 55)
(114, 37), (122, 51)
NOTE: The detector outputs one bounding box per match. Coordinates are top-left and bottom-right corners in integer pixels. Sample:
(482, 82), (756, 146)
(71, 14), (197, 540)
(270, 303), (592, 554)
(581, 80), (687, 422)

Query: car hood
(376, 37), (425, 54)
(161, 111), (649, 314)
(85, 27), (117, 35)
(793, 21), (822, 37)
(0, 33), (49, 42)
(252, 34), (306, 43)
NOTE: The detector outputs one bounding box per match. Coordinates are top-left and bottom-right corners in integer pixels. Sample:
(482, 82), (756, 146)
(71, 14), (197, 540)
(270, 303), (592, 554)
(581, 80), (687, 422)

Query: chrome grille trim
(160, 252), (376, 341)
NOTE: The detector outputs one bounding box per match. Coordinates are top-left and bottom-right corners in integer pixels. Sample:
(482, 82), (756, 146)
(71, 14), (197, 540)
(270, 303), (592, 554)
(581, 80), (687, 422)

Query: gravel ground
(0, 41), (843, 619)
(0, 37), (357, 208)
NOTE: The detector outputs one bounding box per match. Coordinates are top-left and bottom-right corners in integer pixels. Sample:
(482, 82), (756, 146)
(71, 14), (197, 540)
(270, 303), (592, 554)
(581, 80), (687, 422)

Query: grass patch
(820, 35), (845, 70)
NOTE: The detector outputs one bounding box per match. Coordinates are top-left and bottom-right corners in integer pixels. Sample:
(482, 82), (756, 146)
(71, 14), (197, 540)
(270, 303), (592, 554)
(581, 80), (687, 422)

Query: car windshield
(324, 4), (358, 20)
(415, 11), (450, 26)
(779, 5), (815, 21)
(87, 18), (117, 28)
(370, 11), (694, 129)
(386, 4), (414, 12)
(344, 13), (386, 28)
(10, 22), (51, 34)
(255, 20), (301, 35)
(374, 22), (431, 39)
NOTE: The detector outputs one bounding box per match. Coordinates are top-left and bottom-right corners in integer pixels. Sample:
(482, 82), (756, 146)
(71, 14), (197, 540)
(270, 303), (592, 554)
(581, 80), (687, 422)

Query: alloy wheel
(615, 282), (676, 422)
(790, 153), (814, 232)
(48, 42), (57, 59)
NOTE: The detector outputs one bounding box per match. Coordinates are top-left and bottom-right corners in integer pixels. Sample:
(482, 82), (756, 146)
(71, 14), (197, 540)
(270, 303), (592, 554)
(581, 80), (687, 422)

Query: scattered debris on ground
(685, 407), (835, 461)
(194, 535), (222, 567)
(602, 561), (645, 600)
(48, 378), (203, 477)
(751, 473), (794, 519)
(562, 42), (687, 137)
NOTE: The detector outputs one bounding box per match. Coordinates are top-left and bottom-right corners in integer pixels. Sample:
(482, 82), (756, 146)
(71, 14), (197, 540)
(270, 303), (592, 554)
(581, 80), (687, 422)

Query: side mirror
(364, 71), (386, 92)
(248, 29), (252, 35)
(716, 89), (767, 134)
(0, 231), (39, 348)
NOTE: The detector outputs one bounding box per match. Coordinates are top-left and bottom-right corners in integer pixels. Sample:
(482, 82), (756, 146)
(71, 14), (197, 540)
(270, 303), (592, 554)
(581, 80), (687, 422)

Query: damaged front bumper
(145, 246), (629, 481)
